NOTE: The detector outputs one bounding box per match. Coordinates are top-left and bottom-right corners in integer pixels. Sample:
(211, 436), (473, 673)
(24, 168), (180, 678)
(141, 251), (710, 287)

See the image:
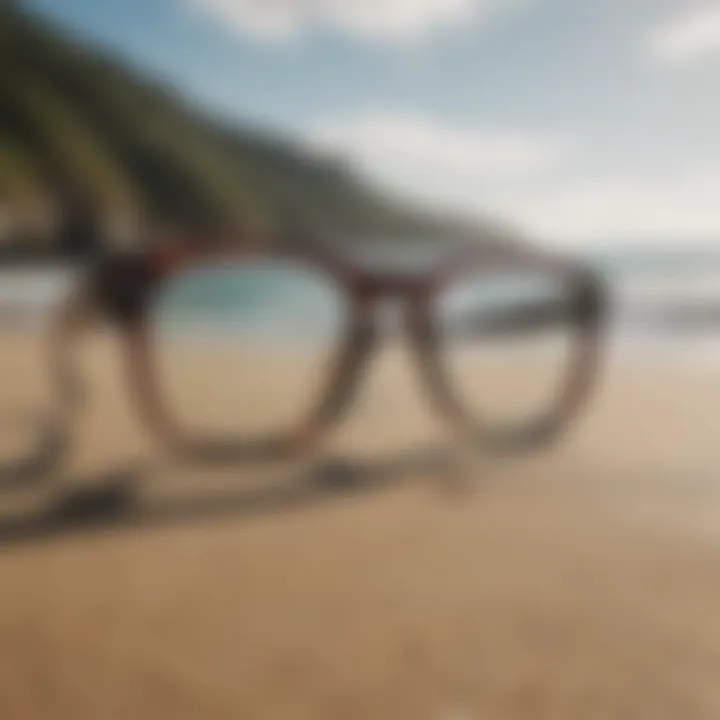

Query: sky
(23, 0), (720, 247)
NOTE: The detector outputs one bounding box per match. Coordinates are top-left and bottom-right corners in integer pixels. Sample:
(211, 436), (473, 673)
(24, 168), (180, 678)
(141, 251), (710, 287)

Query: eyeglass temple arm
(0, 275), (98, 491)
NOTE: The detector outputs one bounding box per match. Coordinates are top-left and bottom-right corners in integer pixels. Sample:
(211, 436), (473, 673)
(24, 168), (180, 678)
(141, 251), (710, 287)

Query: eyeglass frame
(0, 234), (607, 488)
(94, 235), (605, 458)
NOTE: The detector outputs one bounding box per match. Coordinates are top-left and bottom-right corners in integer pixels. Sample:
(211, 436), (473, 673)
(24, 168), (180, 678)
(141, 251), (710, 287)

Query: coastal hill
(0, 0), (511, 254)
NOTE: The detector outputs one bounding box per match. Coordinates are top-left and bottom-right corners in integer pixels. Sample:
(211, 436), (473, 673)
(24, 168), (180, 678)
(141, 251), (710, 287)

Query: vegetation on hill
(0, 0), (510, 254)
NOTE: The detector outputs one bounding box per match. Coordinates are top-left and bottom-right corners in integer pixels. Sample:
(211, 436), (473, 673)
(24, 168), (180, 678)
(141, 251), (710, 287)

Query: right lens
(150, 258), (348, 443)
(436, 268), (578, 436)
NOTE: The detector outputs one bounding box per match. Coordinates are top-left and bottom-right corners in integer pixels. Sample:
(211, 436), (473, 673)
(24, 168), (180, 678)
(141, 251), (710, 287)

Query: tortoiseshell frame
(82, 234), (606, 466)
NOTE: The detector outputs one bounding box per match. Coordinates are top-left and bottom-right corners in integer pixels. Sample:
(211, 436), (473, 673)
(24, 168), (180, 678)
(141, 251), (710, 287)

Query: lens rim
(119, 249), (369, 465)
(410, 250), (605, 454)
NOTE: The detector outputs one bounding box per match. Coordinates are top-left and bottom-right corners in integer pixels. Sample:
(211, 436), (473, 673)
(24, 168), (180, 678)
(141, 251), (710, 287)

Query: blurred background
(2, 1), (720, 718)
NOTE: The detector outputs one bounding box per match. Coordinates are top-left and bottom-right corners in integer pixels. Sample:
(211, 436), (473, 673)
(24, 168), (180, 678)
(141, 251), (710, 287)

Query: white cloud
(185, 0), (506, 42)
(645, 2), (720, 66)
(491, 168), (720, 245)
(304, 114), (720, 246)
(304, 112), (565, 179)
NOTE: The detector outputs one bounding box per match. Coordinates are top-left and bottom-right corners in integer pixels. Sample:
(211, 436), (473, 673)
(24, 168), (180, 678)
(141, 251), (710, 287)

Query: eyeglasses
(0, 236), (606, 488)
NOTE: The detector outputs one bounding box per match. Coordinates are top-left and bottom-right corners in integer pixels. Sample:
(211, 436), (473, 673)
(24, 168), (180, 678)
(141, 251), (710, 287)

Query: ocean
(1, 249), (720, 361)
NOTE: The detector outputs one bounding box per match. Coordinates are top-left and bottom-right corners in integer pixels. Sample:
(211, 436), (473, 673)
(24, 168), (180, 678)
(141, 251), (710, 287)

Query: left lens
(150, 258), (347, 442)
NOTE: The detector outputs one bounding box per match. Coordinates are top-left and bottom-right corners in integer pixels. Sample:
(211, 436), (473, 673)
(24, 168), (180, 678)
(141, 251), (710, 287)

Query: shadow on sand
(0, 448), (456, 549)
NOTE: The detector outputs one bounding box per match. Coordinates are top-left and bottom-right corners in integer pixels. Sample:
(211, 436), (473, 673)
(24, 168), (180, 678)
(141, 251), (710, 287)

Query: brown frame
(0, 235), (606, 488)
(86, 234), (606, 464)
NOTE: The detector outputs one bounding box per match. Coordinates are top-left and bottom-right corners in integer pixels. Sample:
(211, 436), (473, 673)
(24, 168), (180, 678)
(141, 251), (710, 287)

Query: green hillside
(0, 1), (509, 253)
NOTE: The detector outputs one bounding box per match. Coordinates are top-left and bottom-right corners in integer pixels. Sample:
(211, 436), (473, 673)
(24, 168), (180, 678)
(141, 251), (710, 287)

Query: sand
(1, 325), (720, 719)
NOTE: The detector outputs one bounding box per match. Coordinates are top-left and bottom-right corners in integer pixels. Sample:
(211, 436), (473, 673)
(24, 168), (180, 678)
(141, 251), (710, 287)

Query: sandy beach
(1, 325), (720, 719)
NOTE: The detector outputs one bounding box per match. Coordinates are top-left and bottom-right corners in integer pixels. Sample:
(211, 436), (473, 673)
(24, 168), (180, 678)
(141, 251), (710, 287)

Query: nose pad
(403, 300), (444, 411)
(325, 298), (413, 429)
(375, 299), (405, 340)
(318, 301), (441, 459)
(310, 306), (380, 432)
